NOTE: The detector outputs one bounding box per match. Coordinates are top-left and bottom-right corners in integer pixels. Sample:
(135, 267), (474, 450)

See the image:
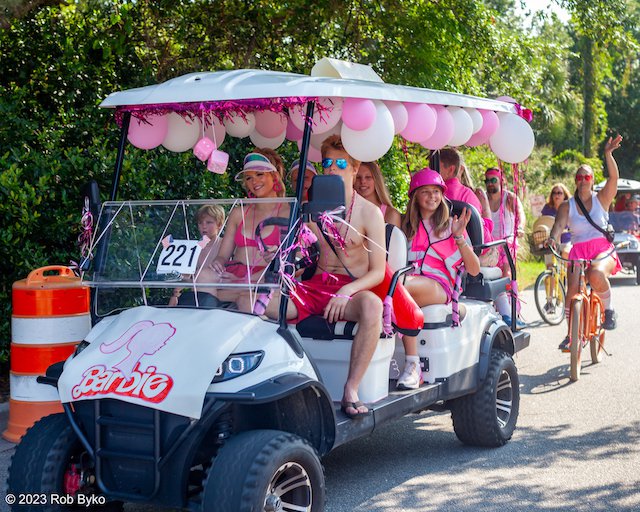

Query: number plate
(157, 240), (202, 275)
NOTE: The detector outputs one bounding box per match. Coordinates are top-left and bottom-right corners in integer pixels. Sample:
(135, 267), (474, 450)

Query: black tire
(570, 299), (585, 382)
(7, 413), (123, 512)
(449, 350), (520, 447)
(200, 430), (324, 512)
(534, 269), (565, 325)
(636, 260), (640, 285)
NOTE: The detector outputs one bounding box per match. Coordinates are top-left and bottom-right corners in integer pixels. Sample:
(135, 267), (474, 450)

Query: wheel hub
(264, 461), (312, 512)
(495, 369), (513, 429)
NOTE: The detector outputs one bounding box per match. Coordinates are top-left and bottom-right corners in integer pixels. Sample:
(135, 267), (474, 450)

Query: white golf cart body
(9, 65), (531, 511)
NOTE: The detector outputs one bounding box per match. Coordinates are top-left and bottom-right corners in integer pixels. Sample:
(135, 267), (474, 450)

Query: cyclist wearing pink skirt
(549, 135), (623, 351)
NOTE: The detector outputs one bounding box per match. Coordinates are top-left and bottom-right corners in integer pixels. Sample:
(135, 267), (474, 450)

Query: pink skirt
(568, 238), (622, 275)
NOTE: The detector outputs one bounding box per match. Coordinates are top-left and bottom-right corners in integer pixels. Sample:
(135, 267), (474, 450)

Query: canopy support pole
(278, 102), (315, 342)
(110, 112), (131, 201)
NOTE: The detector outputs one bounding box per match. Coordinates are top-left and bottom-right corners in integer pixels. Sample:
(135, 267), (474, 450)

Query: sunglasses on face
(322, 158), (348, 170)
(575, 174), (593, 182)
(485, 177), (499, 184)
(552, 191), (564, 196)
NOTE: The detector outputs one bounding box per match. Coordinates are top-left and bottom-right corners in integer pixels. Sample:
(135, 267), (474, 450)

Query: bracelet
(334, 294), (352, 300)
(453, 234), (464, 241)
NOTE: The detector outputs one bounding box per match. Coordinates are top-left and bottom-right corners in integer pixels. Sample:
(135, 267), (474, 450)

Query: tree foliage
(1, 0), (640, 361)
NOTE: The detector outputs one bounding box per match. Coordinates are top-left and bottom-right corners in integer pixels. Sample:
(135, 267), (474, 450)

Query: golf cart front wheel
(200, 429), (324, 512)
(7, 413), (123, 512)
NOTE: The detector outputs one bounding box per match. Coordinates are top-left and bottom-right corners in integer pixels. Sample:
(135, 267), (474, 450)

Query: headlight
(212, 351), (264, 383)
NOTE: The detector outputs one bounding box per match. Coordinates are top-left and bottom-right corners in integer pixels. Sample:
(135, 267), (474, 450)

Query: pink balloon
(385, 101), (408, 134)
(297, 139), (322, 163)
(401, 103), (436, 142)
(466, 110), (500, 147)
(286, 117), (303, 141)
(420, 105), (454, 150)
(341, 98), (377, 131)
(127, 114), (168, 150)
(254, 110), (288, 138)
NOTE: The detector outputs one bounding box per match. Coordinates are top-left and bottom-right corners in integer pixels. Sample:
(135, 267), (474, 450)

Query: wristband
(453, 234), (464, 241)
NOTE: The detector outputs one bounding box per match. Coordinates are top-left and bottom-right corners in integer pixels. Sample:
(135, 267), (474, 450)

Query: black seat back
(449, 199), (483, 255)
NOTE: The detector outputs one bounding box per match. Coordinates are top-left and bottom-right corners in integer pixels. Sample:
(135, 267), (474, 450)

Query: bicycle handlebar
(547, 239), (629, 264)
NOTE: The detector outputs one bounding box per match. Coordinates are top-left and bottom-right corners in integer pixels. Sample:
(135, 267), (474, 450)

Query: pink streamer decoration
(77, 198), (93, 259)
(382, 296), (394, 336)
(114, 97), (334, 129)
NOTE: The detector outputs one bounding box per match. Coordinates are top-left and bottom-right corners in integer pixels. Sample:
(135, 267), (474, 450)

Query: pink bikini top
(233, 205), (283, 249)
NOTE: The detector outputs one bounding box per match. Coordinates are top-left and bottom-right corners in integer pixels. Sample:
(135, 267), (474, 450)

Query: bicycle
(533, 250), (567, 325)
(548, 242), (624, 381)
(531, 227), (567, 325)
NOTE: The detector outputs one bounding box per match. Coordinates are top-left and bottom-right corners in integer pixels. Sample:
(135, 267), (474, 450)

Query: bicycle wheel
(569, 299), (587, 382)
(590, 294), (606, 363)
(534, 269), (566, 325)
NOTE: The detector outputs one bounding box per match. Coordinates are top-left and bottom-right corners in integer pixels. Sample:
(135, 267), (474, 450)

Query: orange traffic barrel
(4, 266), (90, 443)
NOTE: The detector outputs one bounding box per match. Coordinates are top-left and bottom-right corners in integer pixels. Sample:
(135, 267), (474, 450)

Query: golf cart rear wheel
(7, 413), (123, 512)
(449, 350), (520, 447)
(200, 429), (324, 512)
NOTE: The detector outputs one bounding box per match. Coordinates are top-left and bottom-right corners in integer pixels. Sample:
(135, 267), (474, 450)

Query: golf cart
(8, 63), (531, 511)
(596, 178), (640, 284)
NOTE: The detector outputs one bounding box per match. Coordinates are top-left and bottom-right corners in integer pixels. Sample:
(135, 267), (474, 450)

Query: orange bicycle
(549, 243), (623, 381)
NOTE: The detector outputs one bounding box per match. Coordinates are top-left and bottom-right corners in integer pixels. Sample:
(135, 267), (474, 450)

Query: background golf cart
(595, 178), (640, 284)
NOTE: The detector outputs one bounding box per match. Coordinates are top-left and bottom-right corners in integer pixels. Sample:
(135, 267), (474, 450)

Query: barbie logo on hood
(71, 320), (176, 403)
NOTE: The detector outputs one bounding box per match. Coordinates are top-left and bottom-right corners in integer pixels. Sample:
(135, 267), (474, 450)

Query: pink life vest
(407, 220), (463, 290)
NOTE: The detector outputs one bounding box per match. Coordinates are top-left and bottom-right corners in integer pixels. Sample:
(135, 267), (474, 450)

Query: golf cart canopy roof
(100, 69), (517, 112)
(595, 178), (640, 192)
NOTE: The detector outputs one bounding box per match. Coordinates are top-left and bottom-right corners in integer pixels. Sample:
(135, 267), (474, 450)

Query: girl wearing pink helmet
(396, 168), (481, 390)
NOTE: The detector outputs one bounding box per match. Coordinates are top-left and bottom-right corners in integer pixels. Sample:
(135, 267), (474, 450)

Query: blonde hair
(320, 135), (361, 169)
(196, 204), (225, 226)
(401, 187), (450, 241)
(244, 147), (286, 197)
(359, 161), (394, 207)
(546, 183), (570, 208)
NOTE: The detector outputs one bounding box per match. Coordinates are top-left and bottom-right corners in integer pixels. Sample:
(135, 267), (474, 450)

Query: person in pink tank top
(435, 148), (497, 266)
(549, 134), (623, 350)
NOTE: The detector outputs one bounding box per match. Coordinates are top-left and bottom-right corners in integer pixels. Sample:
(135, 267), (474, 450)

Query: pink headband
(485, 168), (501, 178)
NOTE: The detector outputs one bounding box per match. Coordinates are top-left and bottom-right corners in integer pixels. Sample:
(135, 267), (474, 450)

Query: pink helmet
(408, 168), (447, 196)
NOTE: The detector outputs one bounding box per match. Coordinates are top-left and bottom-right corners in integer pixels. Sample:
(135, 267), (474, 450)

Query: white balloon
(290, 97), (343, 134)
(463, 107), (483, 134)
(447, 107), (474, 147)
(385, 101), (409, 134)
(162, 113), (200, 152)
(341, 101), (395, 162)
(489, 113), (535, 164)
(248, 128), (287, 149)
(204, 114), (227, 147)
(310, 121), (342, 150)
(223, 112), (256, 138)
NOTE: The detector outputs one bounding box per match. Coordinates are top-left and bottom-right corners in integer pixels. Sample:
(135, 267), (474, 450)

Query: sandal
(340, 400), (372, 419)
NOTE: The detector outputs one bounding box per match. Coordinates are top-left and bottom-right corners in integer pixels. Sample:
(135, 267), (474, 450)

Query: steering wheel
(255, 217), (320, 275)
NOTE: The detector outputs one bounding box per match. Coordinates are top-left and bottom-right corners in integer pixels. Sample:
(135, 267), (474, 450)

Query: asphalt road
(1, 273), (639, 511)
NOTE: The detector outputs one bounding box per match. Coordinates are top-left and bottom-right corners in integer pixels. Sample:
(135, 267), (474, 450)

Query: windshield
(84, 198), (297, 317)
(609, 211), (640, 233)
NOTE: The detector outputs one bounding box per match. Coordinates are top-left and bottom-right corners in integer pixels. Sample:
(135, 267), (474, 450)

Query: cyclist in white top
(548, 135), (623, 351)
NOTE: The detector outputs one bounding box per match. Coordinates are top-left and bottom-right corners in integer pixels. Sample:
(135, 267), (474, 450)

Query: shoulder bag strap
(574, 194), (609, 238)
